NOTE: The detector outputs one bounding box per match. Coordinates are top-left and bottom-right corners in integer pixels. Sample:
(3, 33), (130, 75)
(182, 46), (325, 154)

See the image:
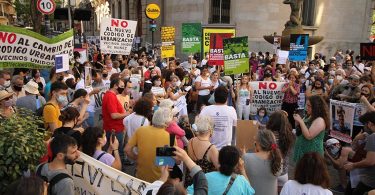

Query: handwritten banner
(69, 153), (149, 195)
(0, 25), (73, 69)
(100, 18), (137, 55)
(249, 81), (286, 115)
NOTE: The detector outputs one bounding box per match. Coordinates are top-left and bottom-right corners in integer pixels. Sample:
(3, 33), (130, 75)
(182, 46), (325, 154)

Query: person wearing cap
(331, 74), (361, 102)
(344, 111), (375, 194)
(16, 81), (46, 113)
(0, 90), (15, 119)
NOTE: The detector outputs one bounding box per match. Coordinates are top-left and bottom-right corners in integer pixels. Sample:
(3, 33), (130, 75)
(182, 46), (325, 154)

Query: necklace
(196, 137), (210, 142)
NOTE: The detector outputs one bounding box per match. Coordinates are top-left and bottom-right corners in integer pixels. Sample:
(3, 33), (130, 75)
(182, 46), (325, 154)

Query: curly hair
(308, 95), (330, 128)
(133, 97), (153, 122)
(81, 127), (104, 157)
(59, 107), (80, 125)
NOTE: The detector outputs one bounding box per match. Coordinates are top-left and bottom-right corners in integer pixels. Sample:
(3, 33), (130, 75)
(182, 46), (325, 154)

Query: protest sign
(289, 34), (309, 61)
(0, 25), (73, 69)
(69, 153), (149, 195)
(208, 33), (233, 66)
(249, 81), (286, 115)
(93, 84), (110, 127)
(273, 36), (281, 51)
(100, 18), (137, 55)
(277, 50), (289, 64)
(161, 45), (176, 59)
(130, 74), (142, 100)
(236, 120), (259, 151)
(202, 28), (235, 56)
(330, 100), (356, 143)
(360, 43), (375, 60)
(74, 48), (88, 63)
(161, 26), (176, 58)
(297, 92), (305, 110)
(353, 103), (368, 126)
(182, 23), (202, 54)
(55, 54), (69, 73)
(223, 36), (249, 75)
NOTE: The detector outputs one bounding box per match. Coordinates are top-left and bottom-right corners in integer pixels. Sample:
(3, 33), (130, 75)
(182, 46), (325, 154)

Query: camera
(156, 146), (176, 156)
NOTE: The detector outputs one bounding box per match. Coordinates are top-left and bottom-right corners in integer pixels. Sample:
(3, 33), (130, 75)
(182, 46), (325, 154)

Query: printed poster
(93, 84), (110, 128)
(182, 23), (202, 54)
(69, 153), (149, 195)
(330, 100), (356, 143)
(289, 34), (309, 61)
(161, 26), (176, 58)
(208, 33), (233, 66)
(202, 28), (235, 56)
(277, 50), (289, 64)
(0, 25), (73, 69)
(100, 18), (137, 55)
(273, 36), (281, 50)
(223, 36), (249, 75)
(249, 81), (287, 115)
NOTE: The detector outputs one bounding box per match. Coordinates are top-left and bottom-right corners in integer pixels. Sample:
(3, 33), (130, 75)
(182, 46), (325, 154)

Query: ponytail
(270, 146), (282, 176)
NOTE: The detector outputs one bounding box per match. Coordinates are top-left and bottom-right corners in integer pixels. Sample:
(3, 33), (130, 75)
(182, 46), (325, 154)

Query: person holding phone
(235, 75), (252, 120)
(81, 127), (122, 170)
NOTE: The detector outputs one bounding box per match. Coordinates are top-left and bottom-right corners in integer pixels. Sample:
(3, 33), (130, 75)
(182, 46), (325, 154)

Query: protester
(35, 134), (79, 195)
(281, 72), (300, 128)
(14, 80), (45, 113)
(266, 110), (295, 190)
(200, 86), (237, 149)
(52, 107), (83, 148)
(331, 74), (361, 102)
(195, 69), (213, 111)
(235, 75), (252, 120)
(243, 129), (282, 195)
(0, 90), (16, 119)
(10, 75), (26, 104)
(0, 70), (12, 91)
(359, 83), (375, 111)
(281, 152), (332, 195)
(187, 146), (255, 195)
(306, 78), (328, 98)
(185, 115), (219, 187)
(125, 107), (175, 182)
(293, 95), (329, 162)
(31, 69), (46, 96)
(117, 79), (133, 111)
(43, 81), (68, 133)
(81, 127), (122, 170)
(123, 97), (153, 139)
(253, 107), (269, 129)
(151, 75), (167, 99)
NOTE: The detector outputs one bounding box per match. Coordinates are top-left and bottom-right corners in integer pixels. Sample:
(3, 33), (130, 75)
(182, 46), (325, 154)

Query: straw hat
(0, 90), (13, 101)
(24, 81), (39, 95)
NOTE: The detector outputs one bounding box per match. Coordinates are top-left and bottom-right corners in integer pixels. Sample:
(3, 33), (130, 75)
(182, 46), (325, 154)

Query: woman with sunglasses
(0, 90), (16, 119)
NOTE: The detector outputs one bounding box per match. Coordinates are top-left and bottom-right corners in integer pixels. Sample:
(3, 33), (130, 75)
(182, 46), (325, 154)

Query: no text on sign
(145, 3), (160, 19)
(37, 0), (56, 15)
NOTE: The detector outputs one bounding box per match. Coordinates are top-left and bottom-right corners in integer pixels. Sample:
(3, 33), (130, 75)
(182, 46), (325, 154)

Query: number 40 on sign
(37, 0), (56, 15)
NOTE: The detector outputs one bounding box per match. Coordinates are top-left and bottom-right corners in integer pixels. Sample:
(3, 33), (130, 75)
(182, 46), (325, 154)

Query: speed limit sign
(37, 0), (56, 15)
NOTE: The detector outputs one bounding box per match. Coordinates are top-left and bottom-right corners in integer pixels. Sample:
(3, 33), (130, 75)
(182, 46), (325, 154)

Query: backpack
(36, 163), (72, 195)
(35, 103), (57, 131)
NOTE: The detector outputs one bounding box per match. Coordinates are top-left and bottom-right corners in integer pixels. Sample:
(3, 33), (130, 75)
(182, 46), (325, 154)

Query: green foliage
(14, 0), (31, 26)
(0, 108), (46, 193)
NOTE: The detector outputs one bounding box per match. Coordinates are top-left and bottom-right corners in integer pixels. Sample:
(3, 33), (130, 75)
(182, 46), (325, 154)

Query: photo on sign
(329, 100), (356, 143)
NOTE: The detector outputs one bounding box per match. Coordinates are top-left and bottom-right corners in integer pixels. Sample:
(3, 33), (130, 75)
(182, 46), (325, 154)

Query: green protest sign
(0, 25), (73, 69)
(223, 36), (249, 75)
(182, 23), (201, 54)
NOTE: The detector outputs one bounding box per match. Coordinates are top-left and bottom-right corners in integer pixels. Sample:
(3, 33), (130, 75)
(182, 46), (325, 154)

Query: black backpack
(35, 103), (55, 117)
(36, 163), (72, 195)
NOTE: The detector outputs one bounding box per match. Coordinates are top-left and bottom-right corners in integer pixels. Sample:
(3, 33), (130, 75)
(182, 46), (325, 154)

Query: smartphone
(156, 147), (176, 156)
(154, 156), (175, 167)
(111, 129), (116, 143)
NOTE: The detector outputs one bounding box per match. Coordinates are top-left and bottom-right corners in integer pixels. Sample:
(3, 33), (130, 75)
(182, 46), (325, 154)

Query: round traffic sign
(37, 0), (56, 15)
(145, 3), (160, 19)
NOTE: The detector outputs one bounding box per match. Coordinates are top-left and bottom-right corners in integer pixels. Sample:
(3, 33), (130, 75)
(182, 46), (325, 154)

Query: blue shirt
(187, 171), (255, 195)
(44, 81), (52, 101)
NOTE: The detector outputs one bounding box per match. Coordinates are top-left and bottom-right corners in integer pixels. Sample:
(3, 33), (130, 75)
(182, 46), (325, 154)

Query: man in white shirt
(354, 55), (365, 74)
(200, 86), (237, 150)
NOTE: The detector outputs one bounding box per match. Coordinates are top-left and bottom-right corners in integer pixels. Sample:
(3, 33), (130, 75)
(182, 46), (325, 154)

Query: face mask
(102, 74), (108, 78)
(124, 76), (130, 80)
(192, 64), (197, 68)
(117, 87), (124, 94)
(176, 81), (181, 86)
(264, 72), (272, 77)
(35, 73), (40, 78)
(107, 63), (113, 68)
(64, 155), (75, 165)
(76, 58), (81, 63)
(3, 80), (10, 88)
(314, 56), (319, 60)
(4, 99), (13, 107)
(13, 85), (23, 92)
(329, 70), (336, 75)
(329, 146), (340, 158)
(328, 79), (334, 85)
(56, 95), (68, 107)
(259, 113), (265, 117)
(58, 75), (64, 81)
(153, 105), (159, 112)
(336, 75), (343, 81)
(154, 80), (161, 86)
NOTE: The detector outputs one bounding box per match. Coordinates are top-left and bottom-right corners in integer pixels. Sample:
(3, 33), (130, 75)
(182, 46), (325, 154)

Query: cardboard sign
(360, 43), (375, 60)
(289, 34), (309, 62)
(236, 120), (259, 151)
(100, 18), (137, 55)
(223, 36), (249, 75)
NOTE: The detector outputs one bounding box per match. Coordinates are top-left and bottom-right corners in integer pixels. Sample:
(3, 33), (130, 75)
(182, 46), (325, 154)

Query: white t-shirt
(200, 104), (237, 150)
(195, 76), (212, 96)
(124, 113), (150, 139)
(280, 180), (333, 195)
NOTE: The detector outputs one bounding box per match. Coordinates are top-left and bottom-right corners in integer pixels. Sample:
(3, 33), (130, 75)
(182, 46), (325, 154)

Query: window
(118, 1), (122, 19)
(302, 0), (316, 26)
(209, 0), (230, 24)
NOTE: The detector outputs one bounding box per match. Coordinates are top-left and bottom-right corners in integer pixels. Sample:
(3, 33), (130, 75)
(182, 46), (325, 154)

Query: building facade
(100, 0), (374, 57)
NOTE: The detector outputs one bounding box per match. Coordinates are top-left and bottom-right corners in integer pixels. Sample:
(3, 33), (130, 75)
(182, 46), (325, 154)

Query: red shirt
(102, 90), (125, 132)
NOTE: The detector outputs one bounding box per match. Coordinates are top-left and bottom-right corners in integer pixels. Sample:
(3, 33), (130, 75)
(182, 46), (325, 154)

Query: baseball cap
(326, 138), (340, 146)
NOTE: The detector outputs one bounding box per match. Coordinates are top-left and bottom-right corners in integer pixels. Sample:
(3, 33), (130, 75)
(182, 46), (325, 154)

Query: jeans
(86, 112), (95, 127)
(237, 104), (250, 120)
(104, 131), (125, 161)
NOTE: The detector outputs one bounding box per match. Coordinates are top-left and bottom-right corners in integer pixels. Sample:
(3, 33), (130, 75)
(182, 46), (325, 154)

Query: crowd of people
(1, 48), (375, 195)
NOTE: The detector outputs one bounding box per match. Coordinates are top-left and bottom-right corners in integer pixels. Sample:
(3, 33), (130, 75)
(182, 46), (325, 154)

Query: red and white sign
(37, 0), (56, 15)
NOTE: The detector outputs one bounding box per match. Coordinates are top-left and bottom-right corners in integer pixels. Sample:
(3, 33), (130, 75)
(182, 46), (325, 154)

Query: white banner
(0, 25), (73, 68)
(249, 81), (286, 115)
(69, 153), (149, 195)
(330, 100), (356, 143)
(100, 18), (137, 55)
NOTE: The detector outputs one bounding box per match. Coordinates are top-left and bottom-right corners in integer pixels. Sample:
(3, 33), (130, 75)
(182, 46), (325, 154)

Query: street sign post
(37, 0), (56, 15)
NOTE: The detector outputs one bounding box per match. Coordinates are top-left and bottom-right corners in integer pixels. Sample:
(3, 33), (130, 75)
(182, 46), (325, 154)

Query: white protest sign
(151, 87), (165, 97)
(249, 81), (286, 115)
(100, 18), (137, 55)
(93, 85), (110, 127)
(277, 50), (289, 64)
(330, 100), (356, 143)
(69, 153), (149, 195)
(55, 54), (69, 73)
